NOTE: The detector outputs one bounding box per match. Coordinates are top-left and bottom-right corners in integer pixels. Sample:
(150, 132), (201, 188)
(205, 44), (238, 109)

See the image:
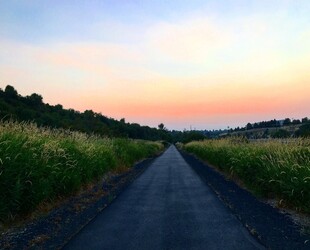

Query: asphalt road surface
(64, 145), (264, 250)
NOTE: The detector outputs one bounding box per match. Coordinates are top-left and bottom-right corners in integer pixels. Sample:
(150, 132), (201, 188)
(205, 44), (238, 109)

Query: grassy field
(0, 121), (163, 222)
(183, 138), (310, 213)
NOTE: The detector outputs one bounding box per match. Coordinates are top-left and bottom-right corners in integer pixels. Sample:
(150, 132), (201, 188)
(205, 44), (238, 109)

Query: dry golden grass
(0, 120), (163, 222)
(184, 137), (310, 213)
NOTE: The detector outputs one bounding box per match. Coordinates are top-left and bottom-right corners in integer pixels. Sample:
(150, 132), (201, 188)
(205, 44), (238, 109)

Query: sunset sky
(0, 0), (309, 130)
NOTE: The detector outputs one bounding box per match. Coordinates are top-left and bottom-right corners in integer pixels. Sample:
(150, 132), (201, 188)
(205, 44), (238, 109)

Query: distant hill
(0, 85), (171, 141)
(221, 119), (310, 139)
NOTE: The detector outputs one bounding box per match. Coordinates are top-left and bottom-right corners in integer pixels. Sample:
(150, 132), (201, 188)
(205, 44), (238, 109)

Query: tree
(283, 118), (291, 126)
(292, 119), (301, 125)
(271, 129), (290, 138)
(158, 123), (165, 130)
(295, 124), (310, 137)
(26, 93), (43, 105)
(246, 123), (253, 130)
(182, 131), (205, 143)
(83, 110), (95, 118)
(4, 85), (18, 98)
(253, 122), (259, 129)
(54, 104), (63, 110)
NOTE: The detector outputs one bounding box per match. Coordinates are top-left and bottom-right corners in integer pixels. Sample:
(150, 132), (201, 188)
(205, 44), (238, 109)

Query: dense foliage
(0, 85), (172, 141)
(0, 120), (163, 221)
(183, 138), (310, 213)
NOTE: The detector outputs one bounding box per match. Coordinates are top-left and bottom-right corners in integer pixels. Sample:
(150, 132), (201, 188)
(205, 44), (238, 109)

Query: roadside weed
(0, 121), (163, 221)
(184, 138), (310, 213)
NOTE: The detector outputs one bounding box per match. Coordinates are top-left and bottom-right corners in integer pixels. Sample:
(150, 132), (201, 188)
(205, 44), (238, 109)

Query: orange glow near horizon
(0, 1), (309, 129)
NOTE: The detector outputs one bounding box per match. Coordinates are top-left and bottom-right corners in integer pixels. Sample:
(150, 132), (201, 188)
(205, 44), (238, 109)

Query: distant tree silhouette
(246, 123), (253, 130)
(26, 93), (43, 106)
(4, 85), (18, 97)
(283, 118), (291, 126)
(182, 131), (205, 143)
(292, 119), (301, 125)
(158, 123), (165, 130)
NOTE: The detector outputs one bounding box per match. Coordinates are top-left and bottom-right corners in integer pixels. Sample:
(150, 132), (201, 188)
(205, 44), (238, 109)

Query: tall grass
(183, 138), (310, 213)
(0, 121), (163, 221)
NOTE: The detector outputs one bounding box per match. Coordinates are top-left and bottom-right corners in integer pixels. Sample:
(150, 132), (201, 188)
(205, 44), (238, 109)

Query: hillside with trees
(225, 118), (310, 139)
(0, 85), (172, 141)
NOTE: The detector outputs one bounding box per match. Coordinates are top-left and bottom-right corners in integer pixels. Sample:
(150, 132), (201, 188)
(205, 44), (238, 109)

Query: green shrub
(184, 138), (310, 213)
(0, 121), (163, 221)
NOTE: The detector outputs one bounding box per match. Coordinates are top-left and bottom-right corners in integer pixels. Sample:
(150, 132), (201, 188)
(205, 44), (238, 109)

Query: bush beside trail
(0, 121), (163, 222)
(183, 138), (310, 213)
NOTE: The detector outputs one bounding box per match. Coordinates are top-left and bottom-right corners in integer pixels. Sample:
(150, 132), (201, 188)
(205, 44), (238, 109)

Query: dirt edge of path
(179, 149), (310, 250)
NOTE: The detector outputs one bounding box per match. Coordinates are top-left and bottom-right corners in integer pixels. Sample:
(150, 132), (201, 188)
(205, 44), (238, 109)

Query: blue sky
(3, 0), (307, 43)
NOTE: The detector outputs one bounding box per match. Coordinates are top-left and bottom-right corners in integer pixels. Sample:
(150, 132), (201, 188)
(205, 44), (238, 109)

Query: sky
(0, 0), (309, 130)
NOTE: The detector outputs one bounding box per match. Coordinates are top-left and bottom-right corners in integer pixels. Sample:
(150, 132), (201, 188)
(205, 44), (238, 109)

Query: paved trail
(64, 145), (264, 250)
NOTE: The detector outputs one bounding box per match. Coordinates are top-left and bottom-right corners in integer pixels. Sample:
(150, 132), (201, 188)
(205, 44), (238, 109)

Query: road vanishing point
(64, 145), (264, 250)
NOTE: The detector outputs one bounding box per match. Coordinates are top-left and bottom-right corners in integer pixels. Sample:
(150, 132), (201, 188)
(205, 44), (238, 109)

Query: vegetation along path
(64, 145), (264, 250)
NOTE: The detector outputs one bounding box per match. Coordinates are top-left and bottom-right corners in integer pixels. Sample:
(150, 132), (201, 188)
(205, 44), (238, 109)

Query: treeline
(198, 118), (309, 139)
(0, 85), (207, 143)
(232, 118), (308, 132)
(0, 85), (172, 141)
(2, 85), (307, 142)
(226, 118), (310, 138)
(244, 118), (307, 130)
